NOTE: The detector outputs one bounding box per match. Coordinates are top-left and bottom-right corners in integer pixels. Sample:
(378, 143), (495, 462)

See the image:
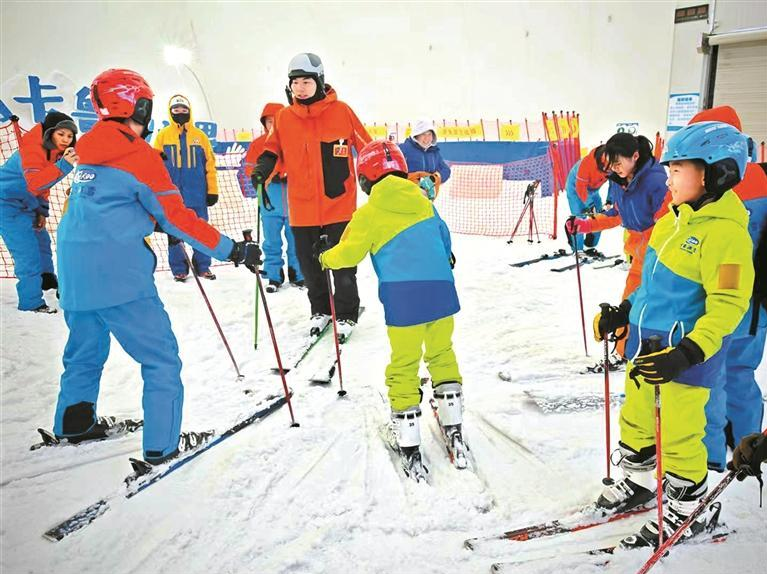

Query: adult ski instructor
(251, 53), (371, 340)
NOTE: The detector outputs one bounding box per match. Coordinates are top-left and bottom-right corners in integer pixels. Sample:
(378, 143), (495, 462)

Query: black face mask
(171, 112), (190, 125)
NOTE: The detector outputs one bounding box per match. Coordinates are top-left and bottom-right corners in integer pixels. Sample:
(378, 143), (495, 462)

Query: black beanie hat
(41, 111), (78, 150)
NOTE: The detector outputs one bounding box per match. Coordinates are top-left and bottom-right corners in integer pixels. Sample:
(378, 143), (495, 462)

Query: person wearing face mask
(251, 53), (371, 340)
(398, 119), (451, 199)
(0, 111), (78, 313)
(153, 94), (219, 282)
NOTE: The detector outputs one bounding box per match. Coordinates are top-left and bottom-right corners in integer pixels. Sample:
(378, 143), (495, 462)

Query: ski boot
(288, 267), (304, 288)
(309, 313), (331, 337)
(620, 473), (709, 549)
(31, 303), (57, 314)
(173, 273), (188, 283)
(132, 430), (215, 478)
(336, 319), (357, 343)
(433, 382), (468, 469)
(389, 406), (428, 482)
(597, 443), (657, 512)
(265, 280), (281, 293)
(197, 270), (216, 280)
(41, 272), (58, 291)
(53, 416), (139, 445)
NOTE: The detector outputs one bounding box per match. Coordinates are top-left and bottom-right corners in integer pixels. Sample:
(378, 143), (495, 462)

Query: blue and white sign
(667, 93), (700, 132)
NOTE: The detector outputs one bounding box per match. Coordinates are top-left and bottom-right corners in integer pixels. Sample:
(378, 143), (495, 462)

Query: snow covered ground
(1, 205), (765, 574)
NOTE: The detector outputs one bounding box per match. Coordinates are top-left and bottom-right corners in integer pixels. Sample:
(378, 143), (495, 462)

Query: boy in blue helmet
(593, 121), (754, 549)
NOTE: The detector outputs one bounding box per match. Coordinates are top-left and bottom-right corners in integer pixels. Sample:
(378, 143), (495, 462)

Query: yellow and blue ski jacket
(626, 190), (755, 387)
(320, 175), (459, 327)
(153, 106), (218, 209)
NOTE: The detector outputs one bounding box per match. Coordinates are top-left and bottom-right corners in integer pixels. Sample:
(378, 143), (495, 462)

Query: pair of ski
(550, 254), (622, 273)
(509, 249), (570, 268)
(42, 392), (291, 542)
(270, 307), (365, 385)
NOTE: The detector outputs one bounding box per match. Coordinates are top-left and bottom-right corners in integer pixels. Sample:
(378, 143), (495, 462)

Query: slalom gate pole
(319, 234), (347, 397)
(572, 234), (588, 356)
(243, 230), (299, 427)
(180, 246), (243, 380)
(635, 429), (767, 574)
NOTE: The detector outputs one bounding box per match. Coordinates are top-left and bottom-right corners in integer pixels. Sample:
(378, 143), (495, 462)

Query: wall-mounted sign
(616, 122), (639, 135)
(667, 93), (700, 132)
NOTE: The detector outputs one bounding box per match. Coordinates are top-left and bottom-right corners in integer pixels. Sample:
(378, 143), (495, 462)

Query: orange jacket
(575, 148), (608, 202)
(262, 86), (371, 226)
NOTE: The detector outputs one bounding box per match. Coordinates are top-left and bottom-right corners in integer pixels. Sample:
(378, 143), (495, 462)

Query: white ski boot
(432, 382), (468, 469)
(621, 473), (708, 549)
(389, 406), (428, 482)
(597, 443), (657, 512)
(309, 313), (331, 337)
(336, 319), (356, 343)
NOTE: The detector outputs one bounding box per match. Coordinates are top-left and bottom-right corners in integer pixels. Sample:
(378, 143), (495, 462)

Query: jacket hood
(411, 118), (437, 147)
(77, 120), (144, 165)
(368, 174), (434, 216)
(674, 188), (750, 231)
(288, 85), (337, 119)
(689, 106), (742, 131)
(260, 102), (284, 127)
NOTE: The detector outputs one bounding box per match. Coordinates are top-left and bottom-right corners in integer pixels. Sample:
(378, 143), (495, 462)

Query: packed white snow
(1, 199), (765, 574)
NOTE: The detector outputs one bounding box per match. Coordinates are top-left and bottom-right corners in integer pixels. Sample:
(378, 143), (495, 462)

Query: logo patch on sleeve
(718, 264), (741, 290)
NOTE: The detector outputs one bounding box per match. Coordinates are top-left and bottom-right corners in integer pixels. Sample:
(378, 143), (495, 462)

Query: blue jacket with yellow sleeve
(626, 190), (754, 387)
(153, 108), (217, 209)
(320, 175), (459, 327)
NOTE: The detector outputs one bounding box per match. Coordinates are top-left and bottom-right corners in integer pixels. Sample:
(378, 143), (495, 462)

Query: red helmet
(357, 140), (408, 194)
(90, 69), (154, 129)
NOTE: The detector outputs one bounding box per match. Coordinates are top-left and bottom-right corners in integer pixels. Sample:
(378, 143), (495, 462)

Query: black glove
(592, 300), (631, 342)
(449, 251), (456, 269)
(630, 337), (704, 385)
(312, 236), (332, 260)
(167, 234), (182, 246)
(727, 432), (767, 480)
(229, 240), (263, 273)
(250, 170), (265, 191)
(206, 194), (218, 207)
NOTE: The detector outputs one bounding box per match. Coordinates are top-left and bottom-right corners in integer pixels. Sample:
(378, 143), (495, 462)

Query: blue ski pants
(54, 296), (184, 460)
(262, 214), (302, 283)
(168, 204), (210, 276)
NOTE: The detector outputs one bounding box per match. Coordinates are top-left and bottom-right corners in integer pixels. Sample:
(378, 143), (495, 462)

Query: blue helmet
(661, 121), (749, 196)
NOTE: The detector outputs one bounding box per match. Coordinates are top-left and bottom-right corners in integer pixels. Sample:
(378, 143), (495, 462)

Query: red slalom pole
(179, 245), (243, 380)
(635, 430), (767, 574)
(319, 234), (347, 397)
(243, 230), (299, 427)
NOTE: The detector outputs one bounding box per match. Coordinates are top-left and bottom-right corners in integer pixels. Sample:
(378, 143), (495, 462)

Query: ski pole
(319, 234), (346, 397)
(253, 200), (261, 350)
(243, 230), (299, 427)
(571, 233), (588, 356)
(634, 428), (767, 574)
(179, 244), (243, 381)
(599, 303), (612, 483)
(644, 335), (665, 547)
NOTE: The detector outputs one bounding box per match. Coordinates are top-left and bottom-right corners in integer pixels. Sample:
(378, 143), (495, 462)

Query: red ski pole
(243, 230), (299, 427)
(179, 244), (243, 381)
(572, 237), (589, 356)
(599, 304), (612, 482)
(635, 429), (767, 574)
(319, 234), (347, 397)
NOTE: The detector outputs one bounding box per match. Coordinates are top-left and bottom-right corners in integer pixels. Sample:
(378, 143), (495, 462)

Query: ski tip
(337, 389), (348, 397)
(463, 538), (477, 550)
(290, 422), (301, 428)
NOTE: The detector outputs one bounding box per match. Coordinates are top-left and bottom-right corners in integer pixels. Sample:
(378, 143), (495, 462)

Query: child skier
(563, 145), (609, 252)
(54, 69), (262, 466)
(243, 102), (303, 292)
(0, 111), (78, 312)
(593, 121), (754, 548)
(318, 140), (463, 478)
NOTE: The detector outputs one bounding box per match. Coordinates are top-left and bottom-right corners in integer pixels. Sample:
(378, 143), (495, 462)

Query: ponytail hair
(605, 133), (654, 173)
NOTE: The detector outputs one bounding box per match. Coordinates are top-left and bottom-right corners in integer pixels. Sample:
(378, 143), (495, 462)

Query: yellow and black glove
(592, 300), (630, 342)
(630, 337), (704, 385)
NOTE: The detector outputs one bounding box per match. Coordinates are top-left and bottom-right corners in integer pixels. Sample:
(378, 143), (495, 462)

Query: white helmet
(287, 53), (325, 94)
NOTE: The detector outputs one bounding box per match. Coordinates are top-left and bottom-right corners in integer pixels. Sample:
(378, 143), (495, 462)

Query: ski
(463, 504), (652, 550)
(488, 527), (732, 572)
(550, 255), (620, 273)
(593, 258), (624, 270)
(509, 249), (570, 268)
(31, 418), (144, 451)
(307, 307), (366, 384)
(43, 392), (292, 542)
(579, 354), (626, 375)
(378, 422), (430, 484)
(271, 321), (332, 375)
(428, 397), (469, 469)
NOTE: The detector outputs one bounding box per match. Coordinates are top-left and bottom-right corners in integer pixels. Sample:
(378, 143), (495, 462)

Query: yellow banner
(545, 119), (557, 141)
(569, 115), (580, 138)
(435, 124), (483, 140)
(364, 125), (389, 139)
(498, 123), (521, 141)
(557, 117), (570, 138)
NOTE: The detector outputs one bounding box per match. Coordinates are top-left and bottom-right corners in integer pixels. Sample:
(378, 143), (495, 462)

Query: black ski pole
(319, 234), (347, 397)
(243, 229), (299, 427)
(179, 244), (243, 381)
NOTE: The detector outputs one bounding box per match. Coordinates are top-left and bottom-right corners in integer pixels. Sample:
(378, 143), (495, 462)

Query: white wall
(1, 1), (680, 148)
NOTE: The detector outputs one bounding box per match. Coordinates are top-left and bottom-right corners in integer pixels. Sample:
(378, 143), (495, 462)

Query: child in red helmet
(318, 140), (464, 480)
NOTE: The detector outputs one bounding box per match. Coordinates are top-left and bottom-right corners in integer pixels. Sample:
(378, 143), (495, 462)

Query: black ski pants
(291, 221), (360, 322)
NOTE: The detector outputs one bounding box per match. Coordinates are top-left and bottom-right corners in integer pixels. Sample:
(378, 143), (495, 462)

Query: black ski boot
(41, 272), (58, 291)
(288, 266), (304, 287)
(620, 473), (708, 549)
(597, 443), (657, 512)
